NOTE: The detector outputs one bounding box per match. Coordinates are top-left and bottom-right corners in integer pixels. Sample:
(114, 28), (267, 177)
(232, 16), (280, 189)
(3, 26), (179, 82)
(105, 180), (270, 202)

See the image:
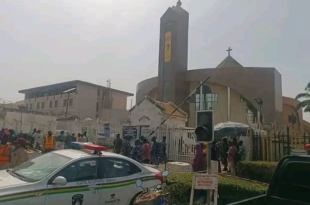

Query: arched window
(195, 85), (218, 110)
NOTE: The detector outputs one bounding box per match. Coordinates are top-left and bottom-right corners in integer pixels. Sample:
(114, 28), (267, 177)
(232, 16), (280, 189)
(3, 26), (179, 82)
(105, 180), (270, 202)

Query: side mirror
(135, 179), (142, 188)
(162, 170), (169, 177)
(52, 176), (67, 186)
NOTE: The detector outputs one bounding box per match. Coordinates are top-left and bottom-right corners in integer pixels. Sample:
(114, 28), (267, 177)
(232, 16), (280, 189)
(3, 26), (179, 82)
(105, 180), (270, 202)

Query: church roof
(155, 100), (187, 118)
(130, 95), (187, 118)
(216, 55), (243, 68)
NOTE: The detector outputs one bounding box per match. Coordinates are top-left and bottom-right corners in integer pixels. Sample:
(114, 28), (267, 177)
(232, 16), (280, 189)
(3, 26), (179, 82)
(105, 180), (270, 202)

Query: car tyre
(129, 192), (142, 205)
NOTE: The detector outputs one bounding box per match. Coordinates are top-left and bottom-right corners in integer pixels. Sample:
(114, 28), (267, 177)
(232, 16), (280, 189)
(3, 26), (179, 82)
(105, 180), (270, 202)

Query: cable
(149, 76), (211, 136)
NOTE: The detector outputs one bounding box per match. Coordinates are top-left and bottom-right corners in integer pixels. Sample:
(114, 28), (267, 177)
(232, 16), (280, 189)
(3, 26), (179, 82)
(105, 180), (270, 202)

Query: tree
(295, 82), (310, 112)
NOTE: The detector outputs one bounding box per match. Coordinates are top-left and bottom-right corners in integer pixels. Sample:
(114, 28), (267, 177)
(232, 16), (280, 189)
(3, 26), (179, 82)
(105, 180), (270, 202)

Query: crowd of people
(0, 128), (94, 170)
(192, 137), (246, 175)
(32, 129), (89, 151)
(0, 128), (29, 169)
(113, 134), (167, 166)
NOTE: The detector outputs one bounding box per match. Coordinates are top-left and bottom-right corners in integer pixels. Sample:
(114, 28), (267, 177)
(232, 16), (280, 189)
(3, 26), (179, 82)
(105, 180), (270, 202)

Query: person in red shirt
(142, 138), (151, 164)
(228, 138), (238, 176)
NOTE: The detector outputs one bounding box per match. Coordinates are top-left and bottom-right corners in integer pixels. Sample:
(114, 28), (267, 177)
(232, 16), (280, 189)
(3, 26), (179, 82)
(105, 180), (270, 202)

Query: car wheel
(129, 192), (142, 205)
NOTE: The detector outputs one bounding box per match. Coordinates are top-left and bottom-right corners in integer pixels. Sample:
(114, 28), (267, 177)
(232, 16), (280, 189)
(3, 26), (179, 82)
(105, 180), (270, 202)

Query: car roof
(53, 149), (133, 160)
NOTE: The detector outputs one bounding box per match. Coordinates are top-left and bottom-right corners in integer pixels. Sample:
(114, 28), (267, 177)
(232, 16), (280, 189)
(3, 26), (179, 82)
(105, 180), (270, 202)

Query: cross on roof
(226, 47), (232, 56)
(176, 0), (182, 7)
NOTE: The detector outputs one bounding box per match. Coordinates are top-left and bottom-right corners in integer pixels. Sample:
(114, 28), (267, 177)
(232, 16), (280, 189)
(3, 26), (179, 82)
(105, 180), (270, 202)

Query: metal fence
(100, 126), (196, 163)
(252, 128), (310, 161)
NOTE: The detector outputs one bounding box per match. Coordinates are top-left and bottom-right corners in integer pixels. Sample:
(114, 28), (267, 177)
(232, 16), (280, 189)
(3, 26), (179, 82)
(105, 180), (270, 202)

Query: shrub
(237, 161), (278, 183)
(167, 172), (267, 205)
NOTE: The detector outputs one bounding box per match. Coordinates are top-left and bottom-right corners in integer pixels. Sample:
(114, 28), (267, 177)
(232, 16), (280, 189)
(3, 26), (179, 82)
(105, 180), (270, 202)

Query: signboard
(189, 173), (218, 205)
(98, 123), (110, 138)
(123, 126), (138, 138)
(194, 174), (218, 190)
(164, 31), (172, 62)
(103, 123), (110, 138)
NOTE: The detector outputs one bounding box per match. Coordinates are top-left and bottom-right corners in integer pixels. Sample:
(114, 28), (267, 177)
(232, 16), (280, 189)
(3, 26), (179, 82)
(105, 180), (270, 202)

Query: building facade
(19, 80), (133, 121)
(0, 108), (57, 134)
(136, 1), (310, 131)
(129, 96), (187, 129)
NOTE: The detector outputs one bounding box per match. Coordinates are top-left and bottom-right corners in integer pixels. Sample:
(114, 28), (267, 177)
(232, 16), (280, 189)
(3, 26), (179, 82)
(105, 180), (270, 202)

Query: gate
(142, 127), (196, 163)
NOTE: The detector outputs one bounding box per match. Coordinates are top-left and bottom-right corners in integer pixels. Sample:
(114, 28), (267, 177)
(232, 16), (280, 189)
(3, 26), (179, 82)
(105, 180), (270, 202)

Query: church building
(135, 1), (310, 134)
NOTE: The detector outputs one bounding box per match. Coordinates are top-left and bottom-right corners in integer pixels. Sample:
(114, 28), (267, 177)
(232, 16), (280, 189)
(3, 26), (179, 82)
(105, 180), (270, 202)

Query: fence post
(281, 132), (285, 158)
(277, 132), (281, 161)
(259, 132), (263, 161)
(273, 131), (277, 161)
(261, 132), (265, 161)
(286, 127), (291, 155)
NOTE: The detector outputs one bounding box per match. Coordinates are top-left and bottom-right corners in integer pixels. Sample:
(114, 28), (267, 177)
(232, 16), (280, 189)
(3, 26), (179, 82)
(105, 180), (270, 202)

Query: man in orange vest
(0, 136), (11, 169)
(44, 131), (55, 153)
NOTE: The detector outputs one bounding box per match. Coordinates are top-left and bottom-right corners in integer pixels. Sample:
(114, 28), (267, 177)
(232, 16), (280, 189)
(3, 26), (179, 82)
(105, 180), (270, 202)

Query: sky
(0, 0), (309, 121)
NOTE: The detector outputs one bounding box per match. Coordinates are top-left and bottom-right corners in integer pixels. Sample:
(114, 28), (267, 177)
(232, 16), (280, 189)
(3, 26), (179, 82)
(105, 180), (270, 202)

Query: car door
(98, 157), (142, 205)
(46, 158), (100, 205)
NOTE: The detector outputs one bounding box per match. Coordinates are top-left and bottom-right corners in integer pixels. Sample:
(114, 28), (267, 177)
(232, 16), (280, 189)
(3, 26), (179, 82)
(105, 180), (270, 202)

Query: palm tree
(295, 82), (310, 112)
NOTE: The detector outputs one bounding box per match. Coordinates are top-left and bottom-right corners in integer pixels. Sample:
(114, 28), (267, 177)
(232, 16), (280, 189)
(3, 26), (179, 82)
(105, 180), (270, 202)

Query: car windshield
(10, 152), (71, 182)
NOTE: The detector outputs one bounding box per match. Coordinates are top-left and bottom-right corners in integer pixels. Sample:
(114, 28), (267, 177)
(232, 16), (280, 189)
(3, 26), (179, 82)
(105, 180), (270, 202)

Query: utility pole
(63, 88), (77, 119)
(18, 105), (26, 132)
(65, 92), (70, 119)
(106, 79), (112, 123)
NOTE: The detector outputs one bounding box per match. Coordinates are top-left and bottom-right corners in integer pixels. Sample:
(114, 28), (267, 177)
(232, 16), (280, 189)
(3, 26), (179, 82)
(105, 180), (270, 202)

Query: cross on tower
(176, 0), (182, 7)
(226, 47), (232, 56)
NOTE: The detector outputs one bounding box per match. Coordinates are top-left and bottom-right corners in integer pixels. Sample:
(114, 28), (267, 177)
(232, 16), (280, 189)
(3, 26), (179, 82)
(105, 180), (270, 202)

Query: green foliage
(295, 82), (310, 112)
(237, 161), (278, 183)
(167, 172), (267, 205)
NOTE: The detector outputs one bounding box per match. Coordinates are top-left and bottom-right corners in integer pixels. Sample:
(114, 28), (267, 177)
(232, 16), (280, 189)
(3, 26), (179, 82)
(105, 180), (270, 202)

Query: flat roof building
(19, 80), (133, 121)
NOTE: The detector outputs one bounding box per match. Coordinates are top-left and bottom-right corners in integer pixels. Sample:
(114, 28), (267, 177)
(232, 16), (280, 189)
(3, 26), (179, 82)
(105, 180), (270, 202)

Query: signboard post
(191, 81), (216, 205)
(189, 173), (218, 205)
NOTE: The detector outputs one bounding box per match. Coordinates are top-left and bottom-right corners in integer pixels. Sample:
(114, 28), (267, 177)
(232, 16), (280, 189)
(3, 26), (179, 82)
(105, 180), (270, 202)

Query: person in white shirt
(33, 130), (44, 150)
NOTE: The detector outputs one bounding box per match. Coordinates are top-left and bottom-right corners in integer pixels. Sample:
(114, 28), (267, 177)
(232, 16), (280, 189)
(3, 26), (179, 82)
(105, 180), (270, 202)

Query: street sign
(194, 174), (218, 190)
(190, 173), (218, 205)
(123, 126), (138, 138)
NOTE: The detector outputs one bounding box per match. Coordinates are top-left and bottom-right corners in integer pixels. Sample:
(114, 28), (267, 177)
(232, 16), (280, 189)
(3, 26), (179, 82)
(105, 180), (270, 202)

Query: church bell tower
(157, 0), (189, 106)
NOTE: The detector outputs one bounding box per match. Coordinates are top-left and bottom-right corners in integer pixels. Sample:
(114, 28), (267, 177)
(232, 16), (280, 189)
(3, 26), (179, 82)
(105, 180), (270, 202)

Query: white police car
(0, 143), (164, 205)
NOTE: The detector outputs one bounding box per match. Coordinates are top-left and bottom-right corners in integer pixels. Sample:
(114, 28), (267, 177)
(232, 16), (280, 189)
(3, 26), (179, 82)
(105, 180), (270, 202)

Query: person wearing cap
(0, 136), (12, 170)
(9, 138), (28, 168)
(43, 131), (56, 152)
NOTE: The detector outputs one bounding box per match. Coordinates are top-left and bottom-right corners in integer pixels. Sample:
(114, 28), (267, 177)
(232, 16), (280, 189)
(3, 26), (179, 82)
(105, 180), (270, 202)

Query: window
(49, 101), (53, 108)
(194, 85), (218, 110)
(41, 102), (45, 109)
(37, 102), (40, 109)
(97, 89), (100, 96)
(10, 152), (71, 183)
(29, 104), (32, 110)
(55, 100), (58, 108)
(69, 98), (73, 106)
(96, 102), (99, 112)
(272, 162), (310, 203)
(98, 158), (141, 179)
(26, 104), (28, 110)
(246, 109), (254, 124)
(63, 99), (68, 107)
(51, 159), (98, 183)
(195, 93), (218, 110)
